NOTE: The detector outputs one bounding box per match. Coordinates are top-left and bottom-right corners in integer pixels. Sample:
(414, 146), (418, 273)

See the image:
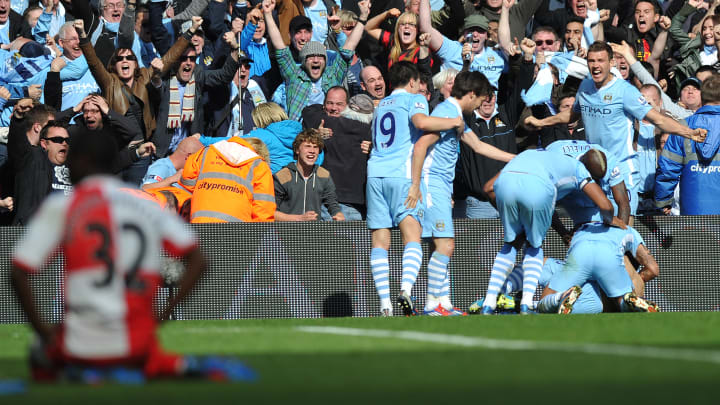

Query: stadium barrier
(1, 216), (719, 323)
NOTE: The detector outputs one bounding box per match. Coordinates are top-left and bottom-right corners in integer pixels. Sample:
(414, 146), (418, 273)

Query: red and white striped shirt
(13, 175), (196, 361)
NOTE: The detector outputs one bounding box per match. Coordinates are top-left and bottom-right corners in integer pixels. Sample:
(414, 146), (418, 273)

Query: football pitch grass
(1, 312), (719, 404)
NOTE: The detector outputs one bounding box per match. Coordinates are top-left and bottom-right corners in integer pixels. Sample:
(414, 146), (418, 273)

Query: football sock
(503, 265), (524, 295)
(371, 248), (391, 310)
(426, 252), (449, 311)
(400, 242), (422, 296)
(537, 292), (562, 313)
(440, 269), (453, 310)
(521, 246), (543, 307)
(484, 243), (517, 309)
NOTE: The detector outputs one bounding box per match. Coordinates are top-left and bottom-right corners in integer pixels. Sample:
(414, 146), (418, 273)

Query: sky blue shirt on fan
(435, 38), (507, 89)
(367, 89), (429, 179)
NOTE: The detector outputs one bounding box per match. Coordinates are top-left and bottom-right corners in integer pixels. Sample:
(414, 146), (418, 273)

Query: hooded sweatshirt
(180, 137), (276, 222)
(273, 161), (341, 219)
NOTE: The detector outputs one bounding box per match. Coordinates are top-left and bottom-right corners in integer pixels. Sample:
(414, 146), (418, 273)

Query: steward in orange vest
(180, 137), (276, 222)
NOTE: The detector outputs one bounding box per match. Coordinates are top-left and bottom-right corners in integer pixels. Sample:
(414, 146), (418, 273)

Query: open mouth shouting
(591, 66), (604, 81)
(305, 57), (324, 79)
(575, 1), (586, 17)
(0, 4), (8, 23)
(399, 25), (416, 45)
(637, 17), (647, 32)
(617, 60), (628, 78)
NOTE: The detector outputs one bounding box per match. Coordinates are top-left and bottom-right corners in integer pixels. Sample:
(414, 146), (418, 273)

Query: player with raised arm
(11, 132), (254, 383)
(407, 71), (514, 316)
(367, 60), (463, 317)
(525, 41), (707, 219)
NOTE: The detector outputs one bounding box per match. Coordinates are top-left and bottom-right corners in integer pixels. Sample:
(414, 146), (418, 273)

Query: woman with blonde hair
(251, 102), (289, 129)
(364, 9), (432, 69)
(243, 102), (321, 173)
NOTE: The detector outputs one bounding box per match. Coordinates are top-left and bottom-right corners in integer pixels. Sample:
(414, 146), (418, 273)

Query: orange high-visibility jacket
(180, 137), (276, 223)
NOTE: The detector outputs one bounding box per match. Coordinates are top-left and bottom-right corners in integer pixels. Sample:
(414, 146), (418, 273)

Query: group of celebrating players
(365, 40), (706, 317)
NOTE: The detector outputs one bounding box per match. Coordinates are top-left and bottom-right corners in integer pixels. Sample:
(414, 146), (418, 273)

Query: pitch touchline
(296, 326), (720, 365)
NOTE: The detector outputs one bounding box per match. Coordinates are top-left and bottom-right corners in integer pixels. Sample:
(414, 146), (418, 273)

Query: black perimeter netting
(1, 216), (719, 323)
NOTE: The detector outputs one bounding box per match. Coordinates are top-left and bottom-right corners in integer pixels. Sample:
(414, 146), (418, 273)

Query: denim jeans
(453, 196), (499, 219)
(321, 203), (365, 221)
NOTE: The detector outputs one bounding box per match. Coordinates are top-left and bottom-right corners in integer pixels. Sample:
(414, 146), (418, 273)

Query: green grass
(1, 313), (719, 404)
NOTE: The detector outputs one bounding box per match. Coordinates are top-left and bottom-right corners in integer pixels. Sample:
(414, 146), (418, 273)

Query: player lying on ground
(536, 222), (660, 314)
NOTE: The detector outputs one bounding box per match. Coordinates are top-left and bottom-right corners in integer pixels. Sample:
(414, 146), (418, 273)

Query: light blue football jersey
(367, 89), (429, 179)
(501, 149), (593, 200)
(573, 76), (652, 188)
(421, 98), (469, 186)
(435, 37), (507, 89)
(569, 222), (645, 257)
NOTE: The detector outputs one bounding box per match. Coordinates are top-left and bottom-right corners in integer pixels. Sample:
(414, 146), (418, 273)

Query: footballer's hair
(68, 132), (118, 184)
(451, 70), (494, 99)
(388, 61), (420, 89)
(581, 149), (608, 181)
(587, 41), (614, 59)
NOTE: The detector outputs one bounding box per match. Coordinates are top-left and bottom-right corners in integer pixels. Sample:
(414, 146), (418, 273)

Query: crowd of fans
(1, 0), (718, 226)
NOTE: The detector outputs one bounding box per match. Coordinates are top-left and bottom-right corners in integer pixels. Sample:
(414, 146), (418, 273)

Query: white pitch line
(296, 326), (720, 365)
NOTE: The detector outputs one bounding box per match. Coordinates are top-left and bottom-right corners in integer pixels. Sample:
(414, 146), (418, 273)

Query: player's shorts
(32, 327), (183, 381)
(572, 281), (604, 314)
(422, 181), (453, 238)
(494, 171), (555, 248)
(607, 177), (640, 216)
(366, 177), (423, 230)
(548, 240), (633, 298)
(609, 163), (640, 216)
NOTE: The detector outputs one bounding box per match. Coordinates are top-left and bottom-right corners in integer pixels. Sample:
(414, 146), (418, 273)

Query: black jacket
(301, 104), (371, 206)
(454, 58), (533, 201)
(55, 107), (144, 173)
(7, 117), (53, 226)
(152, 54), (240, 157)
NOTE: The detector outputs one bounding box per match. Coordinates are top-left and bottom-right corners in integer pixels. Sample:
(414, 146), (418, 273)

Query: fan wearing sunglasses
(39, 122), (73, 196)
(76, 16), (203, 163)
(532, 26), (562, 53)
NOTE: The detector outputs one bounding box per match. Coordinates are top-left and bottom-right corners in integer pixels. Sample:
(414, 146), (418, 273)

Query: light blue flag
(521, 63), (555, 109)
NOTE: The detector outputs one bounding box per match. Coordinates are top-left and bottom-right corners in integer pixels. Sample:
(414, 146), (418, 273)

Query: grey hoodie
(273, 162), (341, 219)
